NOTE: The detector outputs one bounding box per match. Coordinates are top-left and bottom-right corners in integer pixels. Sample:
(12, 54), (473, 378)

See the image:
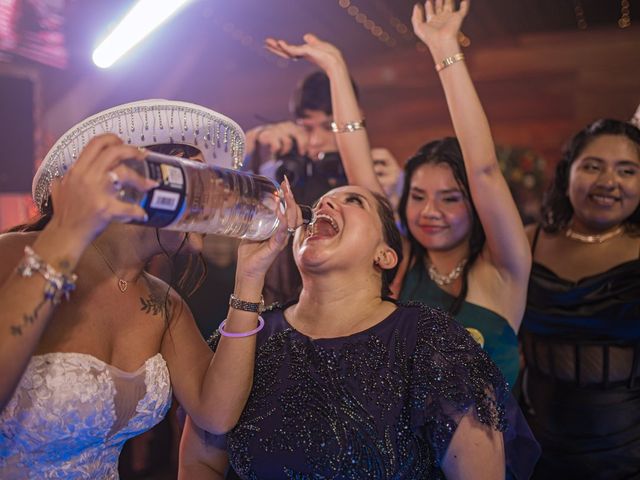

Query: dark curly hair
(541, 118), (640, 235)
(398, 137), (485, 315)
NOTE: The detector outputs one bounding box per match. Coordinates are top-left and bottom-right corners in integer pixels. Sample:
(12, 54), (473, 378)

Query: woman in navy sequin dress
(179, 179), (539, 478)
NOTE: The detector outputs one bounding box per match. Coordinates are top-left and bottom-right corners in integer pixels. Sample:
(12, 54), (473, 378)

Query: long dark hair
(398, 137), (486, 315)
(541, 118), (640, 235)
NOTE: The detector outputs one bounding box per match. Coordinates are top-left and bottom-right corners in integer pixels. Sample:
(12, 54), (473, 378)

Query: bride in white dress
(0, 100), (301, 479)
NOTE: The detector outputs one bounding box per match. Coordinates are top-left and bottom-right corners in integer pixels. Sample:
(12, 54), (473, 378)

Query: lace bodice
(0, 352), (172, 479)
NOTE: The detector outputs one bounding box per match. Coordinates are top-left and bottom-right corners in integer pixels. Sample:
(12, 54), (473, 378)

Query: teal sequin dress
(400, 263), (520, 388)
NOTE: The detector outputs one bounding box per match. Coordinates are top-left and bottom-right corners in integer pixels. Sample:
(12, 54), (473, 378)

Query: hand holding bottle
(47, 134), (155, 247)
(235, 176), (303, 284)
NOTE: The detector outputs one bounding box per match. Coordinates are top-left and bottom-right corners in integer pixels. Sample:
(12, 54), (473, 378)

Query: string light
(619, 0), (631, 28)
(573, 0), (588, 29)
(337, 0), (396, 47)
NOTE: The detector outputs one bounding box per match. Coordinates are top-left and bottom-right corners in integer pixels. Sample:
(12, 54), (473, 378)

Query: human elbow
(192, 411), (239, 436)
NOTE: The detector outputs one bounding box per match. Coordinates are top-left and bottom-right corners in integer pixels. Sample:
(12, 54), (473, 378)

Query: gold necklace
(92, 243), (139, 293)
(427, 258), (468, 286)
(564, 226), (625, 244)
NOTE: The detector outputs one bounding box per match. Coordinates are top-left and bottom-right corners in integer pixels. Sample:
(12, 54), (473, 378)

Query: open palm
(264, 33), (344, 73)
(412, 0), (469, 47)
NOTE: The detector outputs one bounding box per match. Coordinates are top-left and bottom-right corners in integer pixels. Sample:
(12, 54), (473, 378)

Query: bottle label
(142, 156), (187, 227)
(149, 190), (181, 211)
(159, 163), (185, 188)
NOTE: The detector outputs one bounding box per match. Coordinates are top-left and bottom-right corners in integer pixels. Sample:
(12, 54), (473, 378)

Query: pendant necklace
(92, 243), (139, 293)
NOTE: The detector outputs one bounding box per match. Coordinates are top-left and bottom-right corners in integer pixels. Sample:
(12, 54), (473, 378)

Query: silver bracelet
(330, 119), (366, 133)
(17, 246), (78, 304)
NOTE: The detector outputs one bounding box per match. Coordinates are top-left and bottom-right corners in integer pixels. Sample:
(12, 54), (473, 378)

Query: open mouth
(306, 213), (339, 239)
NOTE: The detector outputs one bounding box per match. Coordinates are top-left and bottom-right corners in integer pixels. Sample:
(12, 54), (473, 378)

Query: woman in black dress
(521, 118), (640, 479)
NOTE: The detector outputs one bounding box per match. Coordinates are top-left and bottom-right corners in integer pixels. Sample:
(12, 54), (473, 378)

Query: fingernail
(142, 214), (149, 222)
(283, 175), (292, 192)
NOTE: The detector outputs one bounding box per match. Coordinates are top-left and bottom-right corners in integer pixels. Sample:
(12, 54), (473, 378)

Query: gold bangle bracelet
(435, 52), (465, 72)
(330, 119), (366, 133)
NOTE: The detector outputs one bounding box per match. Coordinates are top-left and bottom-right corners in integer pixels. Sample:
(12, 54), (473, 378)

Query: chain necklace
(92, 243), (139, 293)
(565, 225), (625, 244)
(427, 258), (468, 286)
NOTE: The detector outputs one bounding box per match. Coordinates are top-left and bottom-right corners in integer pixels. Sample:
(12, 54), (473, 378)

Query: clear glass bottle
(122, 152), (285, 241)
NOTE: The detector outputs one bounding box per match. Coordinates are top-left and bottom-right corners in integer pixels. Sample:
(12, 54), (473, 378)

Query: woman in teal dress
(400, 263), (520, 386)
(266, 0), (530, 387)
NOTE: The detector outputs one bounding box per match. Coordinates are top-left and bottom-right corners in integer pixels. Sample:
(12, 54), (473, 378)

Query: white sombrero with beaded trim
(33, 99), (245, 213)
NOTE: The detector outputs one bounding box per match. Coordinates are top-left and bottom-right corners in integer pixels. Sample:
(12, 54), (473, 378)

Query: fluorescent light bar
(92, 0), (191, 69)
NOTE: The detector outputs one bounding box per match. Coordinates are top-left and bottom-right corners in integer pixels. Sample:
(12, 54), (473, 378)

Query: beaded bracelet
(330, 119), (366, 133)
(17, 246), (77, 304)
(218, 315), (265, 338)
(229, 293), (265, 314)
(435, 52), (465, 72)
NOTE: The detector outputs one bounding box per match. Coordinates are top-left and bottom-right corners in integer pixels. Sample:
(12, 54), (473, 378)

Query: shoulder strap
(531, 224), (542, 255)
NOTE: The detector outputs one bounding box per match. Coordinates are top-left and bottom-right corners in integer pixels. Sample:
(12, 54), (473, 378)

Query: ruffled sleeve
(408, 303), (539, 479)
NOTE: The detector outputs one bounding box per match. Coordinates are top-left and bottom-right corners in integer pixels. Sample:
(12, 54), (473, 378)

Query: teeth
(591, 195), (617, 206)
(305, 213), (339, 238)
(314, 214), (339, 232)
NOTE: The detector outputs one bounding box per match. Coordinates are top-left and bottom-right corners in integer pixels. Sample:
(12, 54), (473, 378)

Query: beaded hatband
(32, 99), (245, 213)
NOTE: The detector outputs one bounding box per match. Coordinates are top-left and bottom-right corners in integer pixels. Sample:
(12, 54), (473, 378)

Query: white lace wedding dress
(0, 352), (172, 479)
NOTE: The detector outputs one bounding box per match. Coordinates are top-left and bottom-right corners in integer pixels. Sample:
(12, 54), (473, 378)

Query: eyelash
(346, 195), (364, 206)
(582, 163), (600, 172)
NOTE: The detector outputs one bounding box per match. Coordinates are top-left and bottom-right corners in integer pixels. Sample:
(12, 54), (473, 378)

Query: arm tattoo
(140, 293), (171, 317)
(56, 258), (72, 273)
(10, 298), (48, 336)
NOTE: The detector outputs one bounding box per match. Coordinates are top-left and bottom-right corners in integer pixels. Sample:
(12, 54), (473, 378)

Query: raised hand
(412, 0), (469, 48)
(48, 133), (155, 245)
(235, 176), (303, 282)
(264, 34), (345, 74)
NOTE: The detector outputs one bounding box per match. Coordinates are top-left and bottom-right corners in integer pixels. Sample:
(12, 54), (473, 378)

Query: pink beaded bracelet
(218, 316), (265, 338)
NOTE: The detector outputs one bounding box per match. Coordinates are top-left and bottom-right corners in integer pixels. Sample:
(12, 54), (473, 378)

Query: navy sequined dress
(210, 303), (539, 479)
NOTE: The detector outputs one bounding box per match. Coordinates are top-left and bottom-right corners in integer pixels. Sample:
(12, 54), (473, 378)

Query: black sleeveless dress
(521, 227), (640, 479)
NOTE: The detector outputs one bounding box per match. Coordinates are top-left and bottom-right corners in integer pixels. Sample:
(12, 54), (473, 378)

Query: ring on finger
(287, 227), (296, 235)
(108, 171), (123, 192)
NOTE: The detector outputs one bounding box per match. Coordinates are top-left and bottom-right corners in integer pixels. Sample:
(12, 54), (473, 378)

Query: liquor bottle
(122, 152), (295, 241)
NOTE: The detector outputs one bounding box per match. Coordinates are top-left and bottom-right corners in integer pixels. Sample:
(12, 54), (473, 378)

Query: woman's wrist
(425, 38), (461, 62)
(233, 277), (265, 303)
(32, 224), (89, 274)
(325, 56), (349, 80)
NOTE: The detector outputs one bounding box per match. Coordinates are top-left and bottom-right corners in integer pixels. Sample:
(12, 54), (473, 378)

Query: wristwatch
(229, 293), (265, 314)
